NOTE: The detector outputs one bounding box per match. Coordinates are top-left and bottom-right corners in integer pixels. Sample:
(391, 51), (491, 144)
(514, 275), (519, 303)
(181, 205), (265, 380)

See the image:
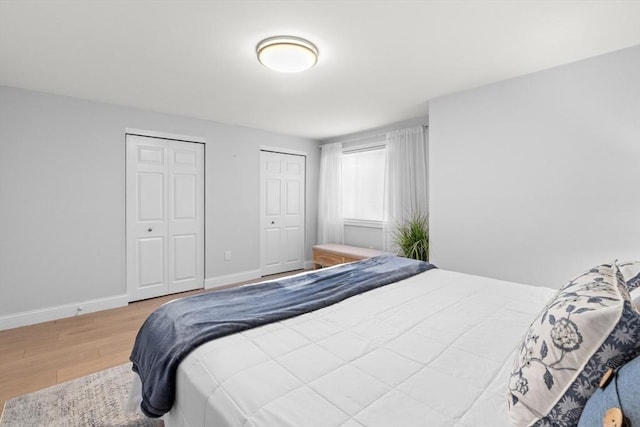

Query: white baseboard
(1, 264), (314, 330)
(0, 294), (129, 331)
(204, 269), (262, 290)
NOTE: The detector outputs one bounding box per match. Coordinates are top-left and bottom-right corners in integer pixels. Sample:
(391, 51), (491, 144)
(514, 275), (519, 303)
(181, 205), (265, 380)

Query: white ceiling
(1, 1), (639, 140)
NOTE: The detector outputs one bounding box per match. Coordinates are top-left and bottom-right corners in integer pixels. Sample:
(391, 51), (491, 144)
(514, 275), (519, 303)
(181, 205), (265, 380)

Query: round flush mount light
(256, 36), (319, 73)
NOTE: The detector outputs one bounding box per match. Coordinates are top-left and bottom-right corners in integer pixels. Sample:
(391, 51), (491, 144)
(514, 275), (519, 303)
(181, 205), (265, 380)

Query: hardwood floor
(0, 271), (303, 415)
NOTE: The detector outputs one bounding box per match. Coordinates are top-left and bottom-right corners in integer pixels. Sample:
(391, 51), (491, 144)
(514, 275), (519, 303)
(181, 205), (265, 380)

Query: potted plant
(393, 213), (429, 261)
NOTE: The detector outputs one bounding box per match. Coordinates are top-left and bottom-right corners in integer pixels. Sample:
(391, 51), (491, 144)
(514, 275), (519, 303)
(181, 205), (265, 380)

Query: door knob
(148, 228), (153, 232)
(271, 221), (275, 224)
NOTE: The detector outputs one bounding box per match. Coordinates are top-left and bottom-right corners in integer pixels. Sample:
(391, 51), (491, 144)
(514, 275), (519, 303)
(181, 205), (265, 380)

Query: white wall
(429, 45), (640, 288)
(0, 86), (320, 328)
(344, 224), (383, 250)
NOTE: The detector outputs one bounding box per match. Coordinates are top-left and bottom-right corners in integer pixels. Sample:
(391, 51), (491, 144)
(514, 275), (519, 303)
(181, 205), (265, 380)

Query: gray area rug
(0, 363), (163, 427)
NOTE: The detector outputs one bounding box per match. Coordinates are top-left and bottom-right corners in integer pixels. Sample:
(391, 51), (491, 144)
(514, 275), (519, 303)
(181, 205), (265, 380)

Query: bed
(129, 256), (640, 427)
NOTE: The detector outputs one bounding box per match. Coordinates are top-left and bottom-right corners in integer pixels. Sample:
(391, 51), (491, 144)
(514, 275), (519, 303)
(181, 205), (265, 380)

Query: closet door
(260, 150), (305, 276)
(126, 135), (204, 302)
(168, 141), (205, 294)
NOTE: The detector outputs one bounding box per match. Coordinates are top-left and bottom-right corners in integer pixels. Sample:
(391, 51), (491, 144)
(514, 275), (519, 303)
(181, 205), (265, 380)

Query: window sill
(343, 219), (383, 229)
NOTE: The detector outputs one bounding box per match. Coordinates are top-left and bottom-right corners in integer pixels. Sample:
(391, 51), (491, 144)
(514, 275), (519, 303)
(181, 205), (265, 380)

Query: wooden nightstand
(312, 244), (385, 269)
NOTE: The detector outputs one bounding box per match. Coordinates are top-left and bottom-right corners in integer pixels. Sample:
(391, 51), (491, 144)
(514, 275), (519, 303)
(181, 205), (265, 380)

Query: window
(341, 147), (386, 223)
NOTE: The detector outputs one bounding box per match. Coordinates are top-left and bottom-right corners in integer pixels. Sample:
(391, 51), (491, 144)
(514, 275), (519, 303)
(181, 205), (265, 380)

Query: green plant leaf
(392, 212), (429, 261)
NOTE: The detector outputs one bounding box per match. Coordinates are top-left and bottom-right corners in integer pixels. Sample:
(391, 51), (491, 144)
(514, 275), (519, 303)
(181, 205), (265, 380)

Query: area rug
(0, 363), (163, 427)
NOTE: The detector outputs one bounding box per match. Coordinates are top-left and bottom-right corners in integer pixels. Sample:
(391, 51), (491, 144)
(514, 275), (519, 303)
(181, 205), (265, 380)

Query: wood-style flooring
(0, 271), (302, 415)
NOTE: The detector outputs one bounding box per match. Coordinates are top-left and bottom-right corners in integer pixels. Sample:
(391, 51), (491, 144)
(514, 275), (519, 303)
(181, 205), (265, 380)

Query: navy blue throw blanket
(130, 255), (435, 418)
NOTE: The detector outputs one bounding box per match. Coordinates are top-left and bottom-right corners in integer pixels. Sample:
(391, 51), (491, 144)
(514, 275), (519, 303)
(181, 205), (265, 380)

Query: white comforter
(162, 268), (554, 427)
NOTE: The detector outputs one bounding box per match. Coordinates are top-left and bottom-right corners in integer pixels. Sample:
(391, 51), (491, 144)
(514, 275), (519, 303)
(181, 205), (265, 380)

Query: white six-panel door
(126, 135), (204, 302)
(260, 151), (306, 276)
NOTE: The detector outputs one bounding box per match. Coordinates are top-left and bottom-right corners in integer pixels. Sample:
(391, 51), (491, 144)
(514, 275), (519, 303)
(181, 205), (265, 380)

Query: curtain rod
(323, 123), (428, 146)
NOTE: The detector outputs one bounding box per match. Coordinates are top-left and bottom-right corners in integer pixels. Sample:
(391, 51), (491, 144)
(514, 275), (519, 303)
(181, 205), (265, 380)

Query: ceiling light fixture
(256, 36), (318, 73)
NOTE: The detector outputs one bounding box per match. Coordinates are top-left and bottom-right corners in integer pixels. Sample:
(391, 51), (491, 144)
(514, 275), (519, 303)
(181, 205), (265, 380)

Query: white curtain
(317, 142), (344, 244)
(382, 126), (428, 252)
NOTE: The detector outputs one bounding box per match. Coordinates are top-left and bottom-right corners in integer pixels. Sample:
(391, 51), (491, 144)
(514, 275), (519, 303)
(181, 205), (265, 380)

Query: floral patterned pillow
(619, 260), (640, 290)
(621, 261), (640, 311)
(507, 262), (640, 426)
